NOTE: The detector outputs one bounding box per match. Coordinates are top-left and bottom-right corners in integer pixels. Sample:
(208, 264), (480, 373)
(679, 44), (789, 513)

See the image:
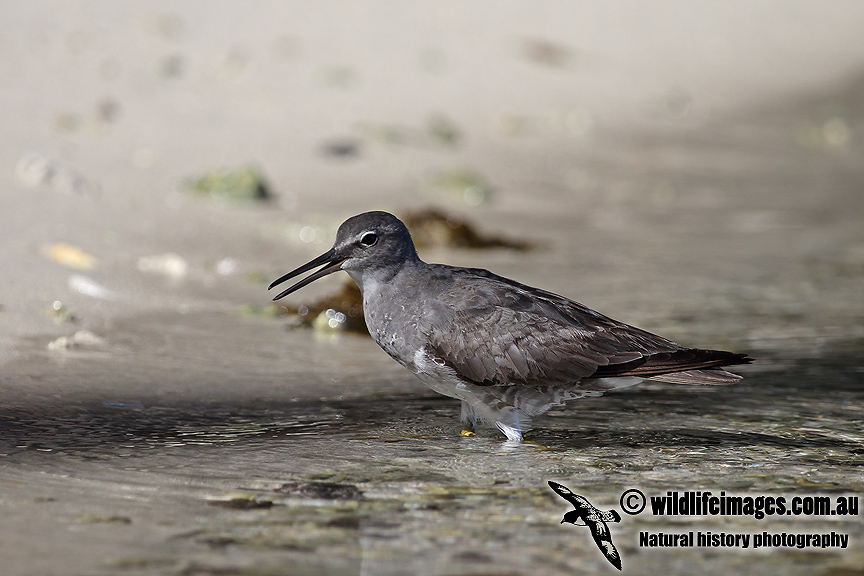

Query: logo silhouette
(548, 481), (622, 570)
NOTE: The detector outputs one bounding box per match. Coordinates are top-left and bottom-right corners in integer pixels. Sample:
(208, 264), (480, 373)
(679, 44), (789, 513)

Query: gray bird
(269, 211), (751, 443)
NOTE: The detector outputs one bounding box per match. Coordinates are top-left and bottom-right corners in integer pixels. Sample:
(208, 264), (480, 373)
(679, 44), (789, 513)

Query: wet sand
(2, 3), (864, 575)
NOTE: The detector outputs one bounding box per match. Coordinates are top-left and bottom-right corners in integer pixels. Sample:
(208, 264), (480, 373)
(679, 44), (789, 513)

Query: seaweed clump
(402, 208), (532, 251)
(281, 280), (367, 335)
(180, 166), (270, 202)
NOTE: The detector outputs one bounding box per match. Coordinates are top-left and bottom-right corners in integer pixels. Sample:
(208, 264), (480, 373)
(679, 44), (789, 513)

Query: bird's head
(561, 510), (585, 525)
(269, 211), (418, 300)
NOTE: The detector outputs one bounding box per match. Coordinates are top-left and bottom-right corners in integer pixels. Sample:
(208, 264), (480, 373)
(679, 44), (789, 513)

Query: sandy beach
(1, 3), (864, 575)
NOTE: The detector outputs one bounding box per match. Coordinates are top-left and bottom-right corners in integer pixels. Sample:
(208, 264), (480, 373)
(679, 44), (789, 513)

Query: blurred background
(3, 1), (864, 366)
(1, 3), (864, 575)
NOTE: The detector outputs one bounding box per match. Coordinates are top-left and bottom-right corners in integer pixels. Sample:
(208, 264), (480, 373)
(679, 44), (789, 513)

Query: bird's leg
(459, 401), (477, 437)
(496, 421), (523, 443)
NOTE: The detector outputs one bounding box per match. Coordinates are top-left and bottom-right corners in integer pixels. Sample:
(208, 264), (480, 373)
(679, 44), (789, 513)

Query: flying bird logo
(548, 481), (622, 570)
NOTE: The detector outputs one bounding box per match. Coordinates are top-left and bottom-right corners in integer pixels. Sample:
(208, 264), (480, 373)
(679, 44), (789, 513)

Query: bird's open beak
(268, 248), (346, 300)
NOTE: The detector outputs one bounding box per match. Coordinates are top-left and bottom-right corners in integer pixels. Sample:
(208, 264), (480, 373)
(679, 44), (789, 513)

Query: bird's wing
(419, 266), (699, 387)
(588, 520), (623, 571)
(548, 481), (586, 507)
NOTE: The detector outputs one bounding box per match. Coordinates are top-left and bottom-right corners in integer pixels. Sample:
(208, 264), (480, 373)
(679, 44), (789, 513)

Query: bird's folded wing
(419, 267), (684, 386)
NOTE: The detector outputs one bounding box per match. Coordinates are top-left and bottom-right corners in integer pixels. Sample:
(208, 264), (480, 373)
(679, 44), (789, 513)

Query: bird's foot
(521, 440), (550, 450)
(459, 428), (476, 437)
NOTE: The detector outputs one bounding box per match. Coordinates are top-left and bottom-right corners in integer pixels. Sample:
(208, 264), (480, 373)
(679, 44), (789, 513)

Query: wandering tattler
(269, 211), (751, 442)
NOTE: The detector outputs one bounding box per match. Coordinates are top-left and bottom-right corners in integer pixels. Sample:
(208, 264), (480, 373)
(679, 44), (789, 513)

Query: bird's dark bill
(269, 248), (346, 300)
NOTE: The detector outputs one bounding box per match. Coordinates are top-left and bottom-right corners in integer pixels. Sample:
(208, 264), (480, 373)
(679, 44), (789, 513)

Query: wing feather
(418, 265), (750, 386)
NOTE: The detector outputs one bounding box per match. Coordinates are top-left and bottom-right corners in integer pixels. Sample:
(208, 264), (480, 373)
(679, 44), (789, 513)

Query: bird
(269, 211), (752, 443)
(548, 481), (622, 570)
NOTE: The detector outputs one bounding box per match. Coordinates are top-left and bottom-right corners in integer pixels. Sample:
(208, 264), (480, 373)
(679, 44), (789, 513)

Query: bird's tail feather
(647, 368), (742, 385)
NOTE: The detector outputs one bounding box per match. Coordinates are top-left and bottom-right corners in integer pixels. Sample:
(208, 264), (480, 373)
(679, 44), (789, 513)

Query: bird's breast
(362, 286), (418, 368)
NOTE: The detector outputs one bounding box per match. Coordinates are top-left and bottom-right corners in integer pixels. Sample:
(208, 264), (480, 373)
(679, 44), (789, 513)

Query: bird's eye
(359, 232), (378, 246)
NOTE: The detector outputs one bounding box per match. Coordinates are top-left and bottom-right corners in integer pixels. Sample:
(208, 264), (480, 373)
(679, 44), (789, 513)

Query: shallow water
(1, 320), (862, 575)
